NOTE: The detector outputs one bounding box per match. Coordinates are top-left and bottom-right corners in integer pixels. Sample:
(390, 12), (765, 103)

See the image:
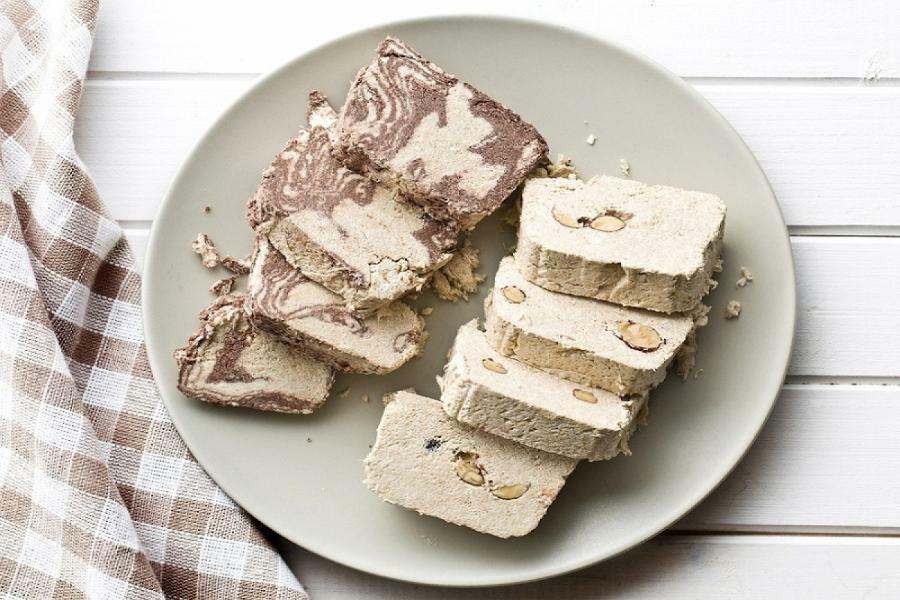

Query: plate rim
(142, 14), (797, 588)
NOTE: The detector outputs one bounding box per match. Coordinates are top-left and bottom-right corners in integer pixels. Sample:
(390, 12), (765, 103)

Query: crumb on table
(736, 266), (754, 288)
(725, 300), (742, 319)
(618, 158), (631, 177)
(585, 133), (596, 145)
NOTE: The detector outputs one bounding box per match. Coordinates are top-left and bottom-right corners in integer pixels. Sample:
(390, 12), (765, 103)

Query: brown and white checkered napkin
(0, 1), (307, 597)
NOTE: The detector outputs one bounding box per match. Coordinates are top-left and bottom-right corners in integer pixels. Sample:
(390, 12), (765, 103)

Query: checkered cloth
(0, 1), (307, 598)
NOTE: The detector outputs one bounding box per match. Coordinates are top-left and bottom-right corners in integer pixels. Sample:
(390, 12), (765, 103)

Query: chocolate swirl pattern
(247, 91), (458, 311)
(246, 239), (427, 374)
(336, 37), (549, 227)
(254, 240), (367, 335)
(174, 294), (335, 414)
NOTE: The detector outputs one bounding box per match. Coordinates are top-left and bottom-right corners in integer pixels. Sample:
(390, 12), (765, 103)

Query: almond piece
(501, 286), (526, 304)
(552, 207), (580, 228)
(572, 389), (598, 404)
(482, 358), (508, 374)
(455, 452), (485, 486)
(491, 483), (530, 500)
(616, 320), (662, 352)
(590, 215), (626, 232)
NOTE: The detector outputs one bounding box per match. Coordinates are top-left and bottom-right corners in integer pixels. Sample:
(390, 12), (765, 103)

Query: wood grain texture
(122, 230), (900, 379)
(680, 386), (900, 531)
(280, 534), (900, 599)
(91, 1), (900, 78)
(791, 237), (900, 377)
(76, 81), (900, 226)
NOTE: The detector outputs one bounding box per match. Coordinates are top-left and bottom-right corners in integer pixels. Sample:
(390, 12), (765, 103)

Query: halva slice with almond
(515, 176), (725, 313)
(440, 320), (646, 461)
(484, 257), (694, 395)
(364, 391), (576, 538)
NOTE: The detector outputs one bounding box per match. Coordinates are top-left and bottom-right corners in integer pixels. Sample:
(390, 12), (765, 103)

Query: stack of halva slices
(172, 36), (726, 539)
(175, 37), (547, 412)
(369, 175), (725, 538)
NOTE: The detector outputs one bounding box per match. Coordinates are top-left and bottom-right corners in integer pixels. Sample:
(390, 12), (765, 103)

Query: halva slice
(245, 238), (425, 374)
(247, 91), (458, 314)
(364, 391), (577, 538)
(440, 320), (646, 461)
(174, 294), (334, 414)
(334, 37), (548, 229)
(484, 257), (694, 394)
(515, 176), (726, 313)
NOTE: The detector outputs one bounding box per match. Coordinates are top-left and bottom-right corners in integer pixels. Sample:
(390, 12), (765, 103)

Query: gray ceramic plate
(143, 16), (795, 587)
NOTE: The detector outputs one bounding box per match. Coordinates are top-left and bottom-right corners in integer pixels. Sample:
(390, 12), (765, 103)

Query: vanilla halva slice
(484, 257), (694, 395)
(245, 238), (425, 374)
(335, 37), (548, 229)
(515, 176), (726, 313)
(364, 391), (577, 538)
(440, 320), (645, 461)
(174, 294), (334, 414)
(247, 92), (458, 315)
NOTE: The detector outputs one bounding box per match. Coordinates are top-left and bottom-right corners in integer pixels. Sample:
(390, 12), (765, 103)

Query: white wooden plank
(123, 228), (900, 379)
(76, 80), (900, 226)
(123, 227), (147, 271)
(75, 80), (247, 222)
(91, 1), (900, 78)
(790, 238), (900, 377)
(679, 386), (900, 531)
(280, 535), (900, 599)
(699, 85), (900, 228)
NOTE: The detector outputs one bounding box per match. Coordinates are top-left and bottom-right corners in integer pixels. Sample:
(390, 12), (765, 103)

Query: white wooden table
(80, 2), (900, 597)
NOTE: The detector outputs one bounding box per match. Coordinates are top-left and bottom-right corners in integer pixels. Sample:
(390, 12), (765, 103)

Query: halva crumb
(724, 300), (742, 319)
(618, 158), (631, 177)
(209, 275), (238, 296)
(736, 267), (754, 288)
(547, 153), (578, 179)
(191, 233), (220, 268)
(429, 236), (484, 302)
(190, 233), (250, 274)
(500, 198), (522, 229)
(585, 133), (596, 145)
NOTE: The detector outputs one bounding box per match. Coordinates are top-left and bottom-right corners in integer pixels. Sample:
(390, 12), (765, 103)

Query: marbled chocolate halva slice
(247, 92), (458, 314)
(516, 176), (726, 313)
(484, 257), (694, 395)
(335, 37), (548, 229)
(174, 295), (334, 414)
(365, 391), (577, 538)
(440, 320), (646, 461)
(245, 238), (425, 374)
